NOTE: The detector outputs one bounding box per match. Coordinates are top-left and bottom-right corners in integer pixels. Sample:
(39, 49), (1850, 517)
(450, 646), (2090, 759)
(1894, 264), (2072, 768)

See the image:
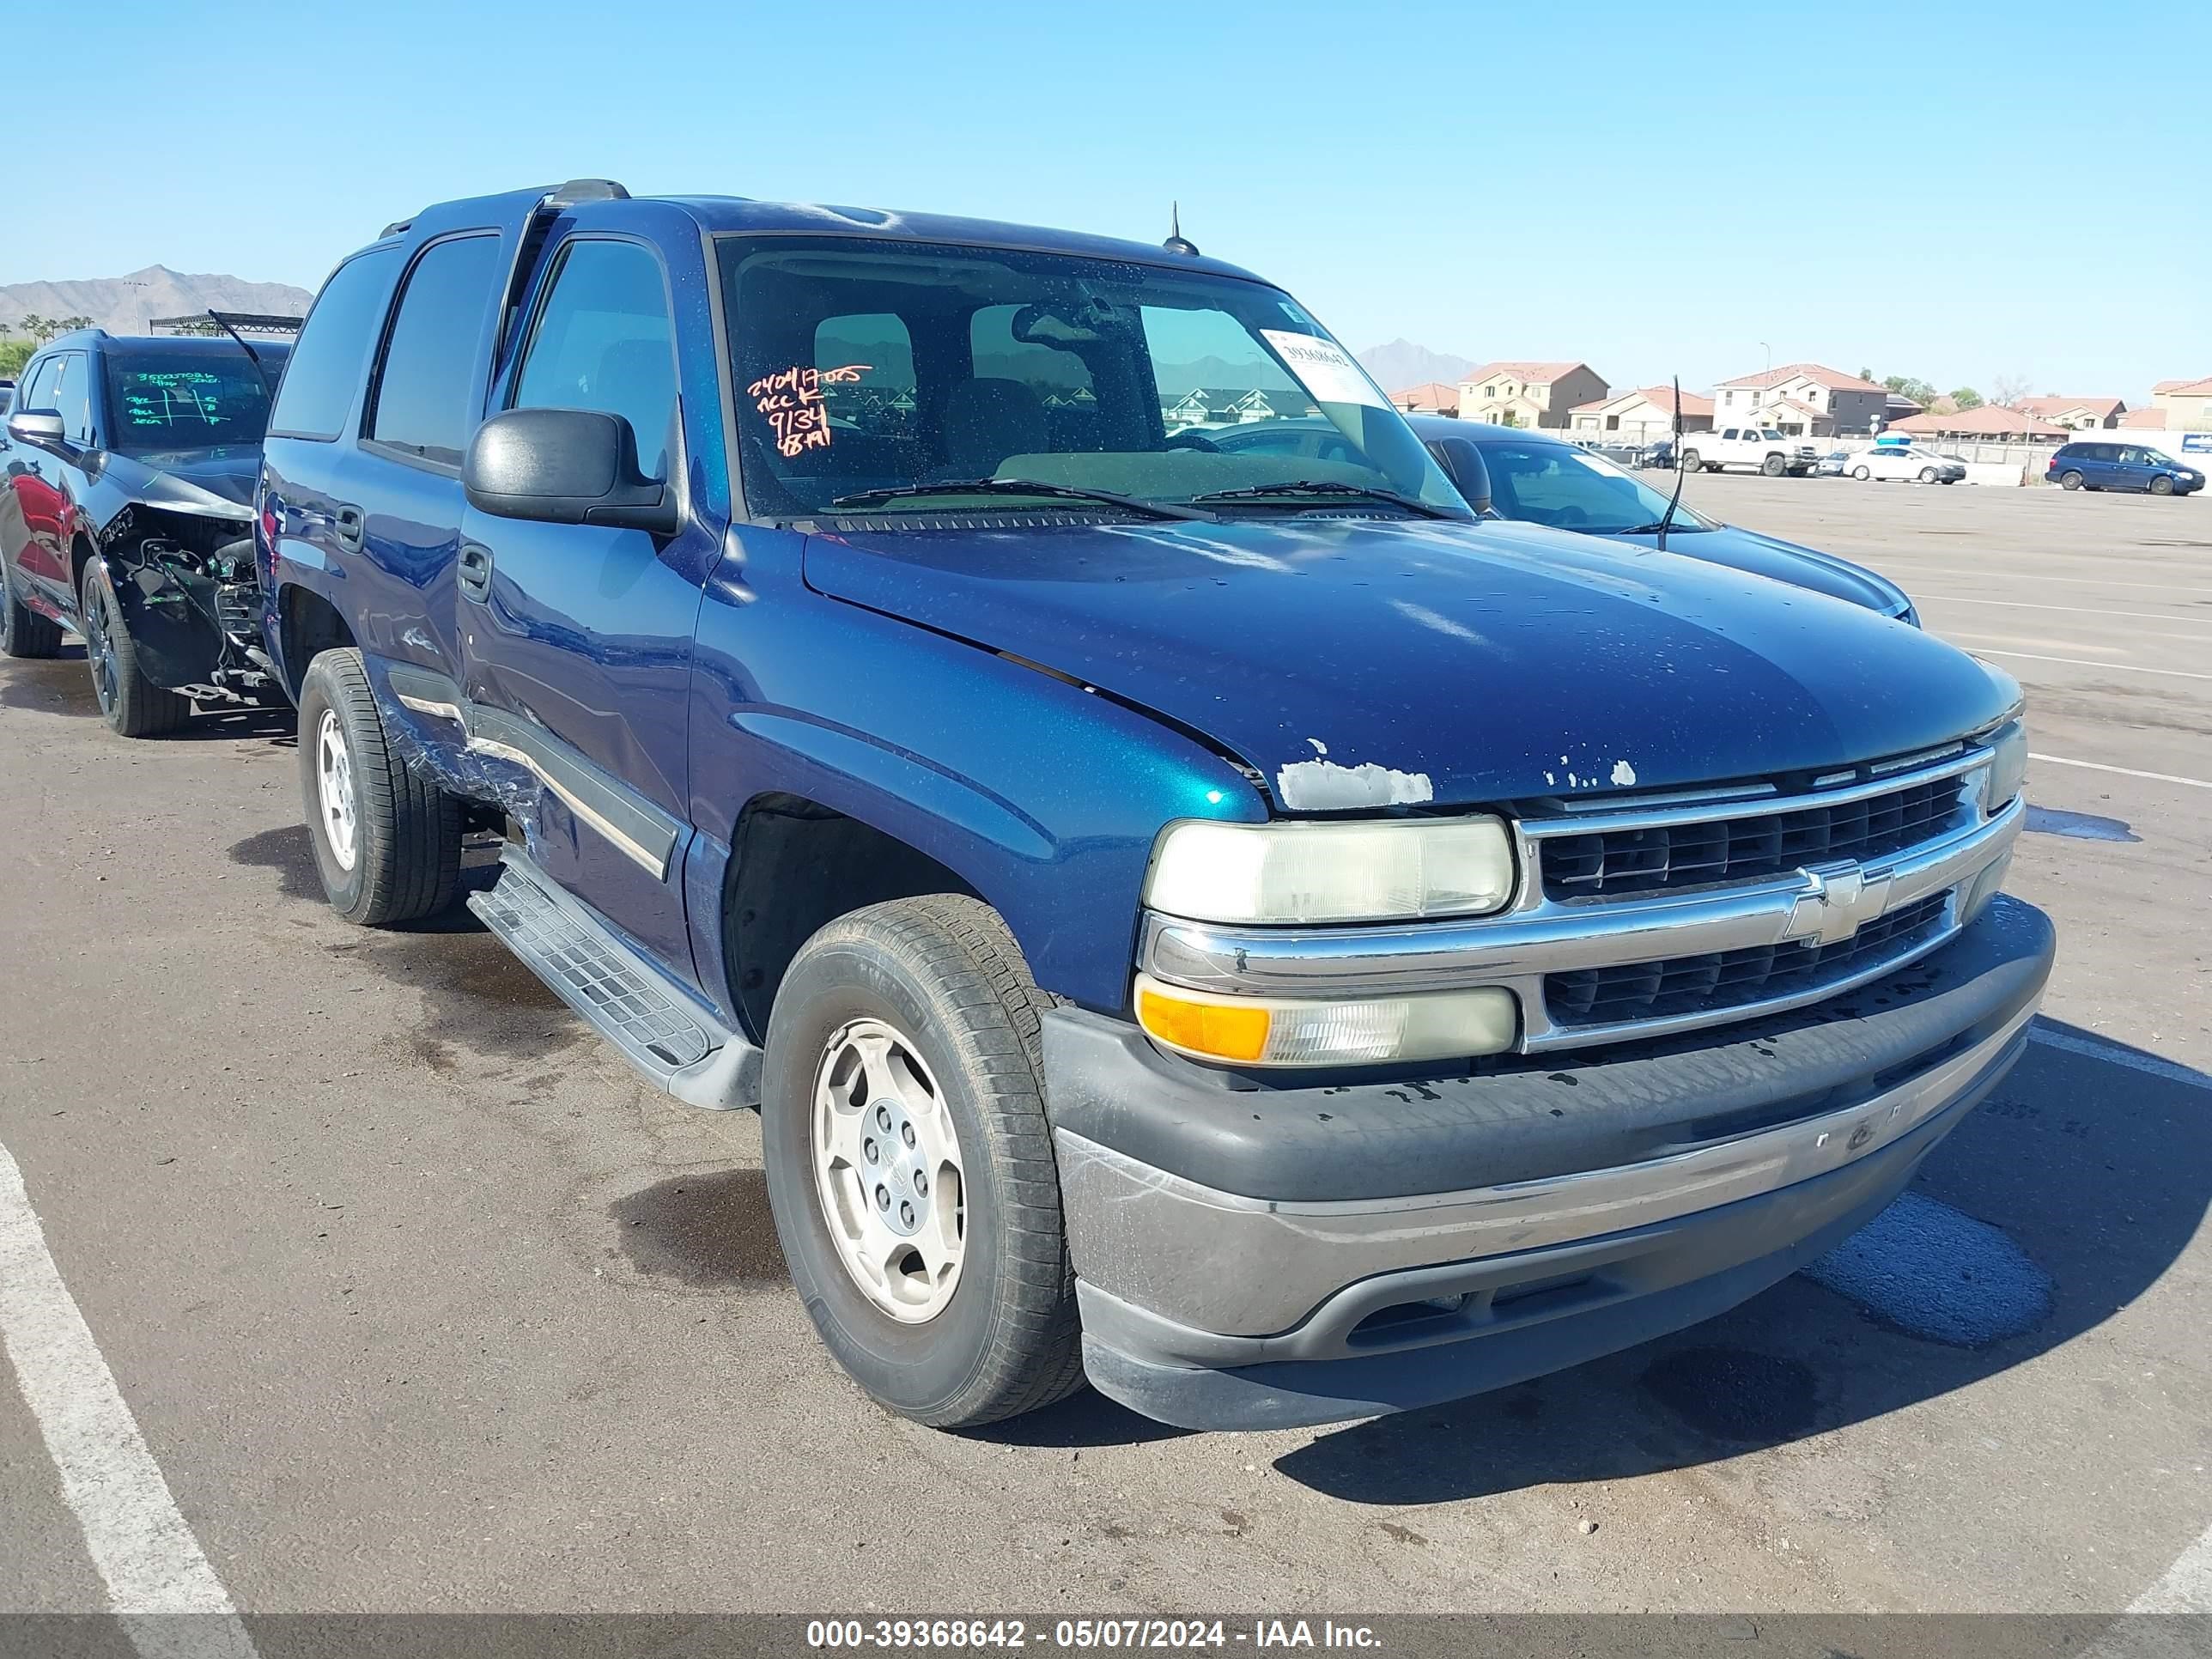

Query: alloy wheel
(83, 585), (120, 714)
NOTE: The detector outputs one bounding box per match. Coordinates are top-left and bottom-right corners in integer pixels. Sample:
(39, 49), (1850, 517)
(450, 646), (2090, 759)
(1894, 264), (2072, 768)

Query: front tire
(2059, 471), (2085, 491)
(81, 562), (189, 737)
(1762, 453), (1787, 477)
(295, 648), (462, 924)
(1919, 466), (1938, 483)
(1, 558), (63, 659)
(762, 895), (1083, 1429)
(2149, 475), (2175, 496)
(1678, 449), (1701, 472)
(1853, 465), (1872, 481)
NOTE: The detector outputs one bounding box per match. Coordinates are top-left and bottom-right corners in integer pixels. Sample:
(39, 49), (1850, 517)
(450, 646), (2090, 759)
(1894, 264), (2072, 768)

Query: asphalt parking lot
(2, 474), (2208, 1623)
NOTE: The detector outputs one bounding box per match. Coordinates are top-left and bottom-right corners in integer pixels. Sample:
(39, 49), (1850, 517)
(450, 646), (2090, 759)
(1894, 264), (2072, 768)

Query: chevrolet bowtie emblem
(1784, 860), (1894, 946)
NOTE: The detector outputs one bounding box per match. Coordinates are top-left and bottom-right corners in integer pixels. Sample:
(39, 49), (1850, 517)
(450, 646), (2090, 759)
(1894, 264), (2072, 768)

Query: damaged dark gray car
(1, 322), (294, 735)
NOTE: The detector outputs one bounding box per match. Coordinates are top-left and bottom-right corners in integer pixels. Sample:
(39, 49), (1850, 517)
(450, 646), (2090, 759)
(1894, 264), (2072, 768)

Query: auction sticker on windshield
(1261, 331), (1385, 408)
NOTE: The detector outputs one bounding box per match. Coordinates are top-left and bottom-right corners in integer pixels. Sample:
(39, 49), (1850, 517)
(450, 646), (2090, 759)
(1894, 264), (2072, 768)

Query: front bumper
(1048, 896), (2054, 1431)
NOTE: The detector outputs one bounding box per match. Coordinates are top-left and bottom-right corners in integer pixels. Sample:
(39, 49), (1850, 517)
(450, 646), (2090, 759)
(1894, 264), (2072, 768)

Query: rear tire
(81, 562), (189, 738)
(295, 647), (463, 925)
(762, 894), (1083, 1429)
(1, 558), (63, 659)
(2149, 475), (2175, 496)
(2059, 471), (2084, 491)
(1761, 453), (1787, 477)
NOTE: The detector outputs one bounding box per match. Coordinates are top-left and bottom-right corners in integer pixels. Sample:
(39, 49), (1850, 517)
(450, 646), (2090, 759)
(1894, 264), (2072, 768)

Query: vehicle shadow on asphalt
(980, 1024), (2209, 1481)
(1266, 1022), (2210, 1503)
(227, 823), (504, 919)
(0, 647), (295, 740)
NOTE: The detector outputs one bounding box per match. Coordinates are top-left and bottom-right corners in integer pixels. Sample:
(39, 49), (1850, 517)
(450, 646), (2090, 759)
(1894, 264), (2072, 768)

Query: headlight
(1135, 975), (1518, 1066)
(1983, 720), (2027, 810)
(1143, 816), (1516, 925)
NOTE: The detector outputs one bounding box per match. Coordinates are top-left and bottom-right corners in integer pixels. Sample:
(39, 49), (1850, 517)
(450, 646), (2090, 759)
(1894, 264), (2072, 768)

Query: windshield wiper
(1188, 479), (1459, 520)
(830, 477), (1215, 521)
(1614, 520), (1707, 536)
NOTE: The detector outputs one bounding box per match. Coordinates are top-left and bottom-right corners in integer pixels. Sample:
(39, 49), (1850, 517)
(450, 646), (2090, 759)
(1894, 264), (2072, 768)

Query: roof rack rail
(380, 218), (414, 238)
(489, 178), (631, 373)
(544, 178), (629, 208)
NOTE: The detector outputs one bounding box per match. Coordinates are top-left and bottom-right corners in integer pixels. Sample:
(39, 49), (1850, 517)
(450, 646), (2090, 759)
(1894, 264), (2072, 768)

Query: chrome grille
(1540, 774), (1968, 901)
(1545, 892), (1950, 1028)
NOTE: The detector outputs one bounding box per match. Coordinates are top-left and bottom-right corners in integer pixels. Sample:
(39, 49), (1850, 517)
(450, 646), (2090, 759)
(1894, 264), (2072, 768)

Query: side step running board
(468, 848), (760, 1110)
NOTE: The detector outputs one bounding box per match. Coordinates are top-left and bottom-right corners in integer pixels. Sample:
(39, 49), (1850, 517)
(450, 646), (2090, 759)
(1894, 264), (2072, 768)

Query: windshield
(717, 235), (1468, 520)
(101, 348), (280, 455)
(1478, 439), (1716, 534)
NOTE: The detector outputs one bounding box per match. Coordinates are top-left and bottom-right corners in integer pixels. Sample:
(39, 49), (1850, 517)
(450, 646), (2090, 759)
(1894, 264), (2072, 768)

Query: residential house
(1389, 381), (1460, 416)
(1566, 385), (1713, 443)
(1882, 392), (1924, 427)
(1711, 363), (1888, 436)
(2150, 376), (2212, 430)
(1884, 405), (2069, 441)
(1161, 385), (1318, 430)
(2118, 406), (2170, 430)
(1456, 362), (1609, 430)
(1759, 398), (1826, 438)
(2014, 396), (2127, 430)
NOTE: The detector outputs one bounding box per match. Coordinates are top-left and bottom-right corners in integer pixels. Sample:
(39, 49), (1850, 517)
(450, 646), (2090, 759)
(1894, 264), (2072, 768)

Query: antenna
(1163, 203), (1200, 258)
(1656, 374), (1687, 553)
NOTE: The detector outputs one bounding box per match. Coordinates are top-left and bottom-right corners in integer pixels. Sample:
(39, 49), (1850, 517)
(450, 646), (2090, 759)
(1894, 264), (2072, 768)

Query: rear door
(456, 231), (712, 977)
(353, 233), (507, 678)
(262, 245), (406, 687)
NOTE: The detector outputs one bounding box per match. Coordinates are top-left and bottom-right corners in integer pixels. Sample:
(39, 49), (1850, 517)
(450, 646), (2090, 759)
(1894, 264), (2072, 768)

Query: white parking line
(1915, 593), (2212, 626)
(1970, 649), (2212, 683)
(2029, 753), (2212, 791)
(0, 1139), (256, 1656)
(2028, 1024), (2212, 1091)
(2130, 1524), (2212, 1612)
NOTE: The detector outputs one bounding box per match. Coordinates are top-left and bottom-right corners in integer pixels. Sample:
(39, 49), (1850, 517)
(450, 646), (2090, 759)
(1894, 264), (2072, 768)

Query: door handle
(457, 541), (494, 602)
(332, 503), (366, 553)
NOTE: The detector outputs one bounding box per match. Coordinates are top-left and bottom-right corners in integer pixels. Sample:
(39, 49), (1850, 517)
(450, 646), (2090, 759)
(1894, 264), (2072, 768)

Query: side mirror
(7, 409), (68, 451)
(463, 407), (679, 536)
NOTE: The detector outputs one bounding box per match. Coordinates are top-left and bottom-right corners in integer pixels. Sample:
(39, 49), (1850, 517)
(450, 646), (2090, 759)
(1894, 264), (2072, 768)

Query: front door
(457, 234), (711, 986)
(10, 352), (95, 616)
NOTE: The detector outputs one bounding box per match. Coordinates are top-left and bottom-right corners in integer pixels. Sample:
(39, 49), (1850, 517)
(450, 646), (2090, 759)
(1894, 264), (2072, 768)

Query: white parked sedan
(1852, 446), (1966, 484)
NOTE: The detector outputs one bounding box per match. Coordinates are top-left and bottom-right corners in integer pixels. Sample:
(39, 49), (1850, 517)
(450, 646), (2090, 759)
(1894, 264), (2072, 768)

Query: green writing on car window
(119, 370), (240, 429)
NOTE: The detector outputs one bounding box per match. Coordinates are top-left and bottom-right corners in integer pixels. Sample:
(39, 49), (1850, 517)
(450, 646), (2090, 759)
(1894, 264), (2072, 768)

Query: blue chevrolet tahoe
(257, 179), (2054, 1431)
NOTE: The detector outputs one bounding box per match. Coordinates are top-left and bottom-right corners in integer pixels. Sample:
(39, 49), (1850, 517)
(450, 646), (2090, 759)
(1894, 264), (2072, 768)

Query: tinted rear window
(368, 234), (502, 465)
(271, 246), (402, 441)
(104, 348), (274, 454)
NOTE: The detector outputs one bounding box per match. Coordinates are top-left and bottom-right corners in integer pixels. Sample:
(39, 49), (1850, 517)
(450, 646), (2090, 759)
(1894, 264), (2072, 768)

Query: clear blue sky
(30, 0), (2211, 400)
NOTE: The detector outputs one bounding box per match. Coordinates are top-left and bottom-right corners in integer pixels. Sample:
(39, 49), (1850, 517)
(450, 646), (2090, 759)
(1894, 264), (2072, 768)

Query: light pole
(1758, 340), (1771, 421)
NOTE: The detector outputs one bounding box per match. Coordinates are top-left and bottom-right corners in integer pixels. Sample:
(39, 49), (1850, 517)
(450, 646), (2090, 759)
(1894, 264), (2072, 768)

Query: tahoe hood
(805, 516), (2014, 811)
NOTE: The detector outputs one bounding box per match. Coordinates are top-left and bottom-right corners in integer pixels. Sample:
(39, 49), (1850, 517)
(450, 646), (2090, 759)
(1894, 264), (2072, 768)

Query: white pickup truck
(1678, 425), (1820, 477)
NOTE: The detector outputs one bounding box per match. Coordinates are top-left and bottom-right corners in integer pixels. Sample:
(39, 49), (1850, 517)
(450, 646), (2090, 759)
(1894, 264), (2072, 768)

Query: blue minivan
(2047, 440), (2203, 495)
